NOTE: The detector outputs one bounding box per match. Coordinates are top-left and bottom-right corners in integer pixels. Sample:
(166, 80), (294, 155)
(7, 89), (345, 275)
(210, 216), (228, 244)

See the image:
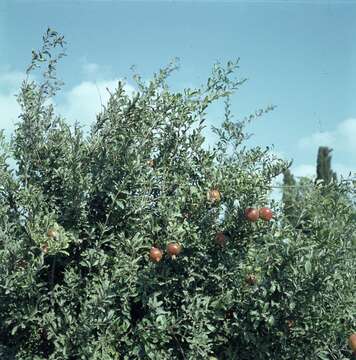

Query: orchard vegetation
(0, 29), (355, 360)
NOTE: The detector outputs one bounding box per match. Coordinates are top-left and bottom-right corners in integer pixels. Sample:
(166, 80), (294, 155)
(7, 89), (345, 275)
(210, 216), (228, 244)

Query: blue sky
(1, 0), (356, 185)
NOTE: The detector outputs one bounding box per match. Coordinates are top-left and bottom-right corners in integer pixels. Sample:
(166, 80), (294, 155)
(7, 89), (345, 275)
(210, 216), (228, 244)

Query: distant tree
(282, 168), (298, 225)
(316, 146), (337, 184)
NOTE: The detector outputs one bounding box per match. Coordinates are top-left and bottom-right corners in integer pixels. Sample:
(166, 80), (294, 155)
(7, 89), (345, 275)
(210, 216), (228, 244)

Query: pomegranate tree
(0, 29), (354, 360)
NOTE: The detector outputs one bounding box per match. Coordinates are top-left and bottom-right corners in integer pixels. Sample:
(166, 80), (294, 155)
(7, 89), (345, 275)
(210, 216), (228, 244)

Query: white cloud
(298, 131), (336, 149)
(0, 68), (25, 93)
(297, 118), (356, 182)
(337, 118), (356, 153)
(298, 118), (356, 155)
(82, 62), (100, 76)
(0, 66), (137, 136)
(0, 93), (20, 135)
(79, 59), (113, 81)
(292, 164), (316, 179)
(332, 163), (355, 179)
(291, 162), (354, 180)
(0, 69), (25, 136)
(56, 79), (136, 130)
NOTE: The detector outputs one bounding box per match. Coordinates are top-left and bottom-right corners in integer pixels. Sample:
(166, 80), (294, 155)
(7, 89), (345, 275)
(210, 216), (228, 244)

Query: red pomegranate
(259, 207), (273, 221)
(149, 247), (163, 263)
(215, 231), (226, 247)
(244, 208), (259, 222)
(349, 333), (356, 352)
(47, 228), (59, 239)
(166, 242), (182, 260)
(207, 189), (221, 203)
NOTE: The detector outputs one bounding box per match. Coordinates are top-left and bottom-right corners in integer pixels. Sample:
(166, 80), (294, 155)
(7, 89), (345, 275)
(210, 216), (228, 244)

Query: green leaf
(305, 260), (312, 274)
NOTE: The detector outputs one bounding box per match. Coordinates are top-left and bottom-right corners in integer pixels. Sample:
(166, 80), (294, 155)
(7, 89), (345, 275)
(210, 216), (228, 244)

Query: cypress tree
(282, 168), (297, 225)
(316, 146), (337, 184)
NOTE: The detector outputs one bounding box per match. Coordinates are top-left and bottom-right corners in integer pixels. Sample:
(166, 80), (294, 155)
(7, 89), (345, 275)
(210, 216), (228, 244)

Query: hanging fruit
(349, 333), (356, 352)
(47, 228), (59, 240)
(167, 242), (182, 260)
(215, 231), (226, 247)
(259, 207), (273, 221)
(149, 247), (163, 263)
(207, 189), (221, 204)
(244, 208), (259, 222)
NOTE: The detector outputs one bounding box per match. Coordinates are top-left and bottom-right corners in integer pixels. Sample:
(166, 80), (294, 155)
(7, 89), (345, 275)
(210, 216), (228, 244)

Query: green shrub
(0, 29), (355, 360)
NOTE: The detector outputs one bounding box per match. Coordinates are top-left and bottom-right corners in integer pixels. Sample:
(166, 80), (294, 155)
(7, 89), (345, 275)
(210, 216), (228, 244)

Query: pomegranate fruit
(349, 333), (356, 352)
(207, 189), (221, 203)
(244, 208), (259, 222)
(215, 231), (226, 247)
(149, 247), (163, 263)
(259, 207), (273, 221)
(167, 242), (182, 260)
(47, 228), (58, 239)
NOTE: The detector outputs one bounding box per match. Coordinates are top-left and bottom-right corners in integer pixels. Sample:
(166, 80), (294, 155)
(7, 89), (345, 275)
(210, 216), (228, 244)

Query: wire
(269, 179), (355, 189)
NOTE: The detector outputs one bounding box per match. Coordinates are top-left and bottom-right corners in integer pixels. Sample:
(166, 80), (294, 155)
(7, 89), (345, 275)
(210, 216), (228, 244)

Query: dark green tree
(281, 168), (298, 226)
(316, 146), (337, 184)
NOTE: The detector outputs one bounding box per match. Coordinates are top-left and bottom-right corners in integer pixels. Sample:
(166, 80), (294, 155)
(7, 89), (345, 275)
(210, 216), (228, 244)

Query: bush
(0, 29), (355, 360)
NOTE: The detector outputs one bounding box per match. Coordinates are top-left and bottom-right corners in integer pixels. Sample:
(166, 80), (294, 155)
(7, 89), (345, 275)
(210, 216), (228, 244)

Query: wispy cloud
(82, 62), (100, 77)
(298, 118), (356, 155)
(0, 69), (25, 92)
(79, 59), (113, 81)
(0, 64), (137, 136)
(292, 164), (316, 179)
(291, 162), (353, 180)
(0, 68), (25, 136)
(56, 79), (136, 130)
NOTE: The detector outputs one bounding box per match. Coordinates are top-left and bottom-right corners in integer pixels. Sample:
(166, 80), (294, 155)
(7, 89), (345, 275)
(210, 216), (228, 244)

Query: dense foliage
(0, 29), (355, 360)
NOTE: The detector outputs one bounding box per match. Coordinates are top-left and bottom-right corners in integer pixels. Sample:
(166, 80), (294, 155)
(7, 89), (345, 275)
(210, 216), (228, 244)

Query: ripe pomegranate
(149, 247), (163, 263)
(207, 189), (221, 203)
(244, 208), (259, 222)
(167, 242), (182, 260)
(245, 274), (257, 285)
(47, 228), (58, 239)
(259, 207), (273, 221)
(215, 231), (226, 247)
(349, 333), (356, 352)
